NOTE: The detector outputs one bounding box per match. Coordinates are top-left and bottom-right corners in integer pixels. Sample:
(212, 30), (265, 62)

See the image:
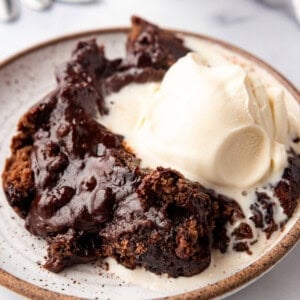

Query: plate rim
(0, 26), (299, 300)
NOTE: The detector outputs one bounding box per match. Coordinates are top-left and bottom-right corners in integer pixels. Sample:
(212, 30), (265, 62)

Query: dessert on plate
(2, 16), (300, 279)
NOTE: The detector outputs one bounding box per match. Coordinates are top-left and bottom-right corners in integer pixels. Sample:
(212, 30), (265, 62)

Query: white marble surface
(0, 0), (299, 299)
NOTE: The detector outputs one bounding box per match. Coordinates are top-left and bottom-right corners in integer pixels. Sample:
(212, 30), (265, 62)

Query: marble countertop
(0, 0), (299, 299)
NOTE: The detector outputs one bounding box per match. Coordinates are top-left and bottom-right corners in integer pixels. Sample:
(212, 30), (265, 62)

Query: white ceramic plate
(0, 29), (299, 300)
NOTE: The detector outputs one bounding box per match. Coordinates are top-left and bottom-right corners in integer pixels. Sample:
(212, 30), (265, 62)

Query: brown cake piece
(45, 229), (102, 272)
(211, 193), (244, 253)
(275, 154), (300, 217)
(105, 16), (190, 92)
(126, 16), (189, 69)
(231, 223), (254, 255)
(2, 145), (34, 218)
(250, 153), (300, 238)
(101, 167), (215, 277)
(2, 92), (58, 218)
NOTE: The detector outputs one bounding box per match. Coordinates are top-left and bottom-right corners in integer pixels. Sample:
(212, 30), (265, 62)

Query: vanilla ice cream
(102, 52), (290, 188)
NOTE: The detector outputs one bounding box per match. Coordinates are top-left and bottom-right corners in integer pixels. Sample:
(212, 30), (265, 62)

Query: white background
(0, 0), (299, 299)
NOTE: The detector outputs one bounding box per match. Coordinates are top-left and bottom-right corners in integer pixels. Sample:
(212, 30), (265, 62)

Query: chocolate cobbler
(2, 16), (300, 278)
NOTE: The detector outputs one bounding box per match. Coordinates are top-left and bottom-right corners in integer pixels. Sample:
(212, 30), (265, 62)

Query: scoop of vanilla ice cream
(126, 53), (288, 188)
(102, 52), (290, 188)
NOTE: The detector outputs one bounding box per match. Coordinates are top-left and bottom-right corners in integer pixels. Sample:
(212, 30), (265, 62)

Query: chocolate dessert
(2, 16), (300, 278)
(101, 168), (215, 277)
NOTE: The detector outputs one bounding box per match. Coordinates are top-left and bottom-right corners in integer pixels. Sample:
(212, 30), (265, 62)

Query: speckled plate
(0, 28), (299, 300)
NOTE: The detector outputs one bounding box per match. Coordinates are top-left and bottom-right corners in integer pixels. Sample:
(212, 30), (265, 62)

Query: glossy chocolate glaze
(26, 87), (140, 236)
